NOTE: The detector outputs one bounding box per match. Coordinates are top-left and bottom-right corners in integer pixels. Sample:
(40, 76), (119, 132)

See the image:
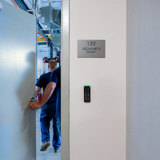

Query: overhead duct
(39, 6), (61, 29)
(52, 8), (61, 27)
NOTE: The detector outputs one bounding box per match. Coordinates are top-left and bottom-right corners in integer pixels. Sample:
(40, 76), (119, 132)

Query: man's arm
(39, 82), (56, 106)
(29, 82), (56, 109)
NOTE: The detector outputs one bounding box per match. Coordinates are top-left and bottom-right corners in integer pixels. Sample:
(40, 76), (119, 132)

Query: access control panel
(84, 86), (91, 103)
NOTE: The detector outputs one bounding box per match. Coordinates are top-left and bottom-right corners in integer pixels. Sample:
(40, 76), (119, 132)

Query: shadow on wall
(17, 51), (36, 160)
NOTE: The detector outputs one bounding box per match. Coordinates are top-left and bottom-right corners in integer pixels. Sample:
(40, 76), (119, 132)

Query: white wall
(127, 0), (160, 160)
(69, 0), (126, 160)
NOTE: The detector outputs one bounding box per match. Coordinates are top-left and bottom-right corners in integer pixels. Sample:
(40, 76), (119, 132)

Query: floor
(36, 109), (61, 160)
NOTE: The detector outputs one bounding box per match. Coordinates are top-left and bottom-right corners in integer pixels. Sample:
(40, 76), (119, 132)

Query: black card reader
(84, 86), (91, 103)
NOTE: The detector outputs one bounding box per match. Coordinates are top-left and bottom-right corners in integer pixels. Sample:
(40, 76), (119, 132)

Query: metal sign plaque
(78, 40), (105, 58)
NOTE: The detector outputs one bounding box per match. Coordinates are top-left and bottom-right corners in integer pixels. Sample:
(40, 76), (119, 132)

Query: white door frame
(61, 0), (70, 159)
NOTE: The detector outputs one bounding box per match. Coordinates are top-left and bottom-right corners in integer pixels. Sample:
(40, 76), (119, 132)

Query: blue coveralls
(51, 67), (61, 134)
(36, 70), (61, 150)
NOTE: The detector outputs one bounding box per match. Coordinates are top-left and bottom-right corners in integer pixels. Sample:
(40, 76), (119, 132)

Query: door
(0, 0), (36, 160)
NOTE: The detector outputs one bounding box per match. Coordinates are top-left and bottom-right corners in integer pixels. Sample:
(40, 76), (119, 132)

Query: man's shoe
(54, 146), (61, 153)
(40, 142), (50, 151)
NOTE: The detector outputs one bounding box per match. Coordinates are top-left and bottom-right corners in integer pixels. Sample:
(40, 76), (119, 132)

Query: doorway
(36, 0), (61, 158)
(36, 0), (69, 160)
(35, 0), (70, 160)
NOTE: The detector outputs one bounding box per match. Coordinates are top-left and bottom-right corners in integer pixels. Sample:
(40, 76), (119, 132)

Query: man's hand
(28, 82), (56, 110)
(28, 101), (42, 110)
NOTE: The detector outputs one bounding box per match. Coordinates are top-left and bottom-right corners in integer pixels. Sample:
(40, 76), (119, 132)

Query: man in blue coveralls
(33, 60), (61, 152)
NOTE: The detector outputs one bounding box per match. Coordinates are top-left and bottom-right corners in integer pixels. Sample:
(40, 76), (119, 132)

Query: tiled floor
(36, 109), (61, 160)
